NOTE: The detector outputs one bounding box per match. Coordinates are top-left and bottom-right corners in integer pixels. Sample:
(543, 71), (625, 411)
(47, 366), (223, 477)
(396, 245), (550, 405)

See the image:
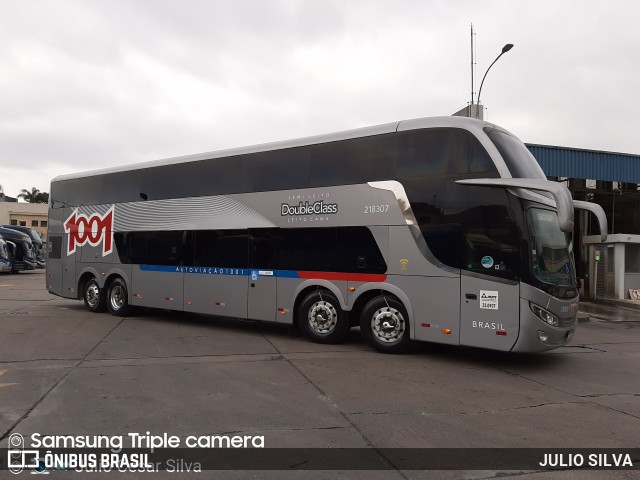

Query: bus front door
(459, 272), (519, 351)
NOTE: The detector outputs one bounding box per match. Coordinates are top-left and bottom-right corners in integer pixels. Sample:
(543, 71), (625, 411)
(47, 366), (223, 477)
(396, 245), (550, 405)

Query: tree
(18, 187), (49, 204)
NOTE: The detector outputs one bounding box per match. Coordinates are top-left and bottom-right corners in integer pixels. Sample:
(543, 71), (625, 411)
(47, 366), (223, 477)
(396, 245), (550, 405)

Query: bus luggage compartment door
(460, 273), (519, 351)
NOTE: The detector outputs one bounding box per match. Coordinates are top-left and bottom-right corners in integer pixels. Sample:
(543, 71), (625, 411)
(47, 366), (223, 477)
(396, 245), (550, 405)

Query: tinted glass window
(338, 227), (387, 273)
(485, 127), (547, 180)
(48, 236), (62, 260)
(243, 147), (310, 192)
(460, 201), (520, 280)
(309, 135), (395, 187)
(192, 230), (249, 268)
(215, 234), (249, 268)
(53, 134), (395, 206)
(413, 177), (521, 280)
(192, 230), (217, 266)
(278, 228), (338, 271)
(527, 208), (575, 286)
(114, 231), (185, 266)
(251, 230), (280, 269)
(396, 128), (494, 179)
(116, 227), (387, 273)
(146, 231), (185, 266)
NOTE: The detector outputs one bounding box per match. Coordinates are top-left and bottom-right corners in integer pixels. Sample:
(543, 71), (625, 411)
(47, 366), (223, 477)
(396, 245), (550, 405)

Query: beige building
(0, 202), (49, 241)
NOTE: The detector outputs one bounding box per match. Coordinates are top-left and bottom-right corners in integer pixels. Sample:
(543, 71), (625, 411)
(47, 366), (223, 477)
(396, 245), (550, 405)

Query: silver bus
(46, 116), (607, 353)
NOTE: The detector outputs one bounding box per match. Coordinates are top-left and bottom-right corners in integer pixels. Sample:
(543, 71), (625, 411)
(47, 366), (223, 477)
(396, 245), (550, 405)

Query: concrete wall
(0, 202), (49, 240)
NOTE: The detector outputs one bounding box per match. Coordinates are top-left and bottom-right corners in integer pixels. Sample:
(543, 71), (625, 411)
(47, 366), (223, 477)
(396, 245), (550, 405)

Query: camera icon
(7, 434), (40, 475)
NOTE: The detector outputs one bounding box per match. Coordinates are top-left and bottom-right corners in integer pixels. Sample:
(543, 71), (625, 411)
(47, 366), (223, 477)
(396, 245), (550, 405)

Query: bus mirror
(573, 200), (607, 243)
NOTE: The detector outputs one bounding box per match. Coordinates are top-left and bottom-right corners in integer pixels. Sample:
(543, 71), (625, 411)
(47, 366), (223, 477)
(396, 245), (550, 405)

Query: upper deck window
(486, 127), (547, 180)
(396, 128), (495, 178)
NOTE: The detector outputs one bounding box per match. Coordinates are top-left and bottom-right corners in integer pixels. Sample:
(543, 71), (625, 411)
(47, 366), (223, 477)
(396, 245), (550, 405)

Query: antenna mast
(470, 23), (476, 106)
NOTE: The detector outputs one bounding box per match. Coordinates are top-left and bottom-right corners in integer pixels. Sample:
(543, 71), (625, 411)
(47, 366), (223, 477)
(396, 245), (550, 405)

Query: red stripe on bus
(296, 271), (387, 283)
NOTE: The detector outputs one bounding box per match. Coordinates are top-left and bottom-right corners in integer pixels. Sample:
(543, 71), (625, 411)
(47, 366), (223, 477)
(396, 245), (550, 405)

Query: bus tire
(106, 277), (132, 316)
(360, 296), (411, 354)
(83, 277), (106, 313)
(298, 290), (350, 344)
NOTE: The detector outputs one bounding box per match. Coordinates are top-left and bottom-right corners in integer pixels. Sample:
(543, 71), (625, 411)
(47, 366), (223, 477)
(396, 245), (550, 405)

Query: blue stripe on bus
(136, 266), (383, 282)
(139, 265), (250, 276)
(139, 265), (299, 278)
(276, 270), (300, 278)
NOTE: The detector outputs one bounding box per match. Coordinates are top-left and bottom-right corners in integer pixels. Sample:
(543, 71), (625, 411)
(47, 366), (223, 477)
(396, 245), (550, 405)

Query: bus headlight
(530, 303), (559, 327)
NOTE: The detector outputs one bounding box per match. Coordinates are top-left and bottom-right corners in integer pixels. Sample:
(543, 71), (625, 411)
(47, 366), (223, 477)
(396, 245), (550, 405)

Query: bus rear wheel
(298, 290), (350, 344)
(360, 296), (411, 354)
(106, 278), (132, 316)
(83, 277), (106, 313)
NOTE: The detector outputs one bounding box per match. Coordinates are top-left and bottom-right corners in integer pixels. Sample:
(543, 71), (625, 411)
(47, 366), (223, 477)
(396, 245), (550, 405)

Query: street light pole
(476, 43), (514, 118)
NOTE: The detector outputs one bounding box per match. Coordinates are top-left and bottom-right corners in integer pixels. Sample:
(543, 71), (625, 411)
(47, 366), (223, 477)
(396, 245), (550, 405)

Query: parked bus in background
(0, 227), (37, 272)
(0, 234), (12, 273)
(46, 116), (607, 353)
(2, 225), (46, 268)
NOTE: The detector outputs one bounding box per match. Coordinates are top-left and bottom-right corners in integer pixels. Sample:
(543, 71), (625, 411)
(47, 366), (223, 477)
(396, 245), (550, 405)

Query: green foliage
(18, 187), (49, 204)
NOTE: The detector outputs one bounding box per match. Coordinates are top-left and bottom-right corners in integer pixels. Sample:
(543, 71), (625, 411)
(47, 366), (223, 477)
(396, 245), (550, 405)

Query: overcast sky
(1, 0), (639, 199)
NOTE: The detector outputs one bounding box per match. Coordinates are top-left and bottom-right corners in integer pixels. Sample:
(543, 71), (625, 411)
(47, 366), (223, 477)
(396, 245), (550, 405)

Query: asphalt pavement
(1, 271), (639, 479)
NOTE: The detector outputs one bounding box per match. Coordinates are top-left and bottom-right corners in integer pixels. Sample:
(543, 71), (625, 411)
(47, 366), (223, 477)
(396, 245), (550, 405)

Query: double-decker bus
(46, 116), (607, 353)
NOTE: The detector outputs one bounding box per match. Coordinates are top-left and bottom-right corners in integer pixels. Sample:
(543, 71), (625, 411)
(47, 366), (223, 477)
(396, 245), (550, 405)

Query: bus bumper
(512, 285), (578, 352)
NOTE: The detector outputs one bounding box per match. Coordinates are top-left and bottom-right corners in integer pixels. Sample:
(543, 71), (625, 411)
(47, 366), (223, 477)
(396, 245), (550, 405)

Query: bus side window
(193, 231), (217, 267)
(339, 227), (387, 274)
(215, 234), (250, 269)
(129, 232), (146, 264)
(251, 231), (279, 270)
(461, 205), (520, 280)
(278, 228), (338, 272)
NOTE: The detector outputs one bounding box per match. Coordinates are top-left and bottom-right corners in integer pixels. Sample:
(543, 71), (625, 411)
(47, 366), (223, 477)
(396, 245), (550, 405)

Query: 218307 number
(364, 204), (389, 214)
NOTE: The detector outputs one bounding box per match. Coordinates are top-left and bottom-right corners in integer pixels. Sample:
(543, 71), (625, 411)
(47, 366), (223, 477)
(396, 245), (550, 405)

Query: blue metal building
(524, 144), (640, 300)
(526, 144), (640, 183)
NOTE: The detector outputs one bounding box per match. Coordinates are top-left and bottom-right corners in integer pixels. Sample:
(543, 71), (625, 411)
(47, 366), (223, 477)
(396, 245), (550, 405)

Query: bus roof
(52, 116), (493, 183)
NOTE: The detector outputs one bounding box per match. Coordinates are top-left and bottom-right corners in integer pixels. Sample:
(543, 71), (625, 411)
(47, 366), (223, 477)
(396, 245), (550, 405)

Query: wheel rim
(85, 281), (100, 308)
(371, 306), (405, 344)
(110, 285), (125, 311)
(308, 300), (338, 335)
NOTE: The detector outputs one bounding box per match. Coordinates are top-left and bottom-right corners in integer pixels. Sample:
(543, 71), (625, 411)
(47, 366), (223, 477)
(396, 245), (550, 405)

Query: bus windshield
(527, 208), (576, 293)
(486, 128), (547, 180)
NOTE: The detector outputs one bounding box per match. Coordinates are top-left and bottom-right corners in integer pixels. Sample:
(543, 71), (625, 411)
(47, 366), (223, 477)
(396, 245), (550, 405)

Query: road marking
(0, 284), (15, 287)
(0, 369), (17, 388)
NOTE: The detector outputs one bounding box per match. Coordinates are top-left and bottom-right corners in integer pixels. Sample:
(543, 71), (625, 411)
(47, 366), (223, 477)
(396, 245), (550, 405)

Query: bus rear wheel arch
(81, 275), (106, 313)
(297, 289), (350, 344)
(360, 295), (412, 354)
(106, 277), (132, 317)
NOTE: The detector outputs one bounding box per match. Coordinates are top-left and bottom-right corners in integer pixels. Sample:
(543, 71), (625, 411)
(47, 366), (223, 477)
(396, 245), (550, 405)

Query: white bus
(46, 116), (606, 353)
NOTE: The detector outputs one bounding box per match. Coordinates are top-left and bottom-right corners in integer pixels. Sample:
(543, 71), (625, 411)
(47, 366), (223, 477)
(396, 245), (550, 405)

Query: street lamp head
(475, 42), (514, 118)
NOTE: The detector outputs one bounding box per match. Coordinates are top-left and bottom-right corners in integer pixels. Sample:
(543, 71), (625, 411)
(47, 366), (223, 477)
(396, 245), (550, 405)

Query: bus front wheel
(298, 290), (350, 344)
(83, 277), (106, 313)
(106, 278), (132, 316)
(360, 296), (411, 354)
